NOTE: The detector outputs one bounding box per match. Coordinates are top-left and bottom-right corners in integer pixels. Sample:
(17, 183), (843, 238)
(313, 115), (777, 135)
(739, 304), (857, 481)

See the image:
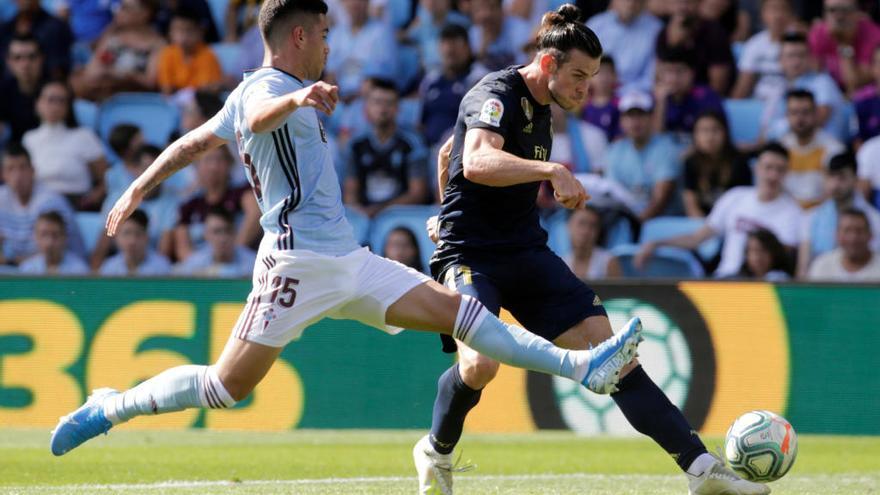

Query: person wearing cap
(605, 90), (683, 221)
(797, 152), (880, 277)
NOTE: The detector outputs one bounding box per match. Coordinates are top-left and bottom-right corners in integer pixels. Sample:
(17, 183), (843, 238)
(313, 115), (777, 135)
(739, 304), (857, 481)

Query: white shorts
(231, 247), (432, 347)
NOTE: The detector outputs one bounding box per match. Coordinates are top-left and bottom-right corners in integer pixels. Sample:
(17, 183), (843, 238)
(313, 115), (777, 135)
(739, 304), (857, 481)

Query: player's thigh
(554, 316), (640, 376)
(385, 279), (460, 334)
(214, 336), (283, 401)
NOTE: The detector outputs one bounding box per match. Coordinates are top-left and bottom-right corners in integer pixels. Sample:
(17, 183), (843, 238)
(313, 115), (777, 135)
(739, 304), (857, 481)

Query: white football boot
(688, 455), (771, 495)
(413, 434), (472, 494)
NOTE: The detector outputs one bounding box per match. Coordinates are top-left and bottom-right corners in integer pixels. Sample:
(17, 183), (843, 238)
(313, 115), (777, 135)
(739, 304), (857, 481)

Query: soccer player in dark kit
(413, 5), (770, 495)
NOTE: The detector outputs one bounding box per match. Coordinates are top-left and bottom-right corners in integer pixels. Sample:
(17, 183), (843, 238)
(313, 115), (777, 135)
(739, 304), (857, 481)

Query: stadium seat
(545, 210), (635, 259)
(97, 93), (180, 148)
(206, 0), (230, 39)
(397, 44), (423, 94)
(611, 244), (705, 278)
(75, 211), (105, 254)
(398, 98), (422, 129)
(723, 99), (764, 146)
(0, 2), (16, 22)
(73, 99), (99, 131)
(344, 208), (370, 246)
(640, 216), (721, 262)
(211, 42), (242, 77)
(368, 205), (440, 271)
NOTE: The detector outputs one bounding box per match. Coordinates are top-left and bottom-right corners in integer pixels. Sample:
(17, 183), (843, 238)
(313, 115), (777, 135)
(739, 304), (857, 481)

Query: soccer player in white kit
(49, 0), (643, 458)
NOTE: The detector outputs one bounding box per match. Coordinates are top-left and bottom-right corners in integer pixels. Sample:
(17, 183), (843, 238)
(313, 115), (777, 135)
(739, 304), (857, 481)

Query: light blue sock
(103, 365), (236, 424)
(452, 296), (588, 381)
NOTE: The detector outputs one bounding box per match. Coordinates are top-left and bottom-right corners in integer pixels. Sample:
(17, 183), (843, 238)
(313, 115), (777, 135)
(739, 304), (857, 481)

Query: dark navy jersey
(433, 66), (552, 262)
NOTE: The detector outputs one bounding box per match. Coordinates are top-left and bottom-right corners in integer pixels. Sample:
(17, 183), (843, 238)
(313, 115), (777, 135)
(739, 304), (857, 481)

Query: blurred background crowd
(1, 0), (880, 282)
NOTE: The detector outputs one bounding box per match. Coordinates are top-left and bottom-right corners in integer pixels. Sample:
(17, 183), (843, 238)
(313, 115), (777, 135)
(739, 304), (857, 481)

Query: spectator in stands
(155, 0), (220, 44)
(636, 142), (802, 277)
(808, 0), (880, 95)
(382, 226), (424, 272)
(22, 81), (108, 211)
(735, 228), (793, 280)
(173, 206), (256, 276)
(173, 146), (261, 260)
(468, 0), (531, 71)
(70, 0), (165, 101)
(0, 143), (83, 266)
(407, 0), (470, 74)
(93, 145), (180, 268)
(652, 45), (725, 140)
(105, 124), (145, 198)
(853, 45), (880, 143)
(157, 7), (223, 94)
(99, 208), (172, 276)
(656, 0), (736, 95)
(807, 208), (880, 280)
(857, 132), (880, 207)
(0, 0), (72, 79)
(798, 152), (880, 275)
(326, 0), (398, 100)
(682, 111), (752, 217)
(768, 32), (846, 138)
(18, 211), (89, 275)
(549, 103), (608, 174)
(223, 0), (263, 42)
(565, 206), (622, 279)
(344, 79), (429, 216)
(0, 34), (46, 142)
(581, 55), (620, 141)
(698, 0), (752, 42)
(419, 24), (485, 148)
(731, 0), (794, 100)
(586, 0), (663, 95)
(779, 89), (845, 208)
(605, 91), (682, 221)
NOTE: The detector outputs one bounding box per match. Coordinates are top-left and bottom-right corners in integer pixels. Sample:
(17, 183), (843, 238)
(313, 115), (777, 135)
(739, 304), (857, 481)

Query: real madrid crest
(521, 97), (533, 121)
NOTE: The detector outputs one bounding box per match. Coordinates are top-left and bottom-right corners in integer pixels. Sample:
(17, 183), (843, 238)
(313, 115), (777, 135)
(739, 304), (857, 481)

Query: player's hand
(105, 186), (145, 237)
(426, 215), (440, 243)
(633, 241), (657, 271)
(549, 164), (589, 209)
(291, 81), (339, 115)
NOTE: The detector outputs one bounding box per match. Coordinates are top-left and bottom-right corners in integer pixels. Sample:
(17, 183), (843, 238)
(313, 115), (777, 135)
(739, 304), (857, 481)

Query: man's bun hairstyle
(535, 4), (602, 65)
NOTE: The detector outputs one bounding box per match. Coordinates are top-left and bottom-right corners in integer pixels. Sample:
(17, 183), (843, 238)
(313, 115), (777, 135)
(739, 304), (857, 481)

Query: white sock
(452, 295), (589, 382)
(103, 365), (236, 424)
(686, 453), (717, 476)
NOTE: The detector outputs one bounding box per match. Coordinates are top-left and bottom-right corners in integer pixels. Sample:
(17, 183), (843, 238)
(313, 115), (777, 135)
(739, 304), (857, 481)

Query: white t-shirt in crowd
(737, 30), (786, 101)
(779, 130), (844, 207)
(707, 186), (803, 276)
(857, 135), (880, 189)
(807, 248), (880, 281)
(565, 248), (614, 280)
(22, 124), (104, 195)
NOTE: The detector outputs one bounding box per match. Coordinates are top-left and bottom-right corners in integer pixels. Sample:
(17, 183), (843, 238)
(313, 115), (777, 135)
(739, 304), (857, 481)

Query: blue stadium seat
(545, 210), (634, 259)
(0, 2), (16, 22)
(344, 207), (370, 246)
(640, 216), (721, 262)
(75, 211), (105, 254)
(211, 42), (242, 77)
(97, 93), (180, 147)
(723, 99), (764, 146)
(368, 205), (439, 271)
(611, 244), (705, 279)
(73, 99), (99, 131)
(398, 98), (422, 129)
(397, 44), (423, 93)
(206, 0), (230, 39)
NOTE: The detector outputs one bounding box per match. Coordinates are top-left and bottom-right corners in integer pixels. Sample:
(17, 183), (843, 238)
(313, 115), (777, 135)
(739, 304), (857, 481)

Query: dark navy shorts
(431, 246), (608, 353)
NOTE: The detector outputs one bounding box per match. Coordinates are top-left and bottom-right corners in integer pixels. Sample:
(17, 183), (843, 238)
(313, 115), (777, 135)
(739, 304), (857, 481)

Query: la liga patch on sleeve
(478, 98), (504, 127)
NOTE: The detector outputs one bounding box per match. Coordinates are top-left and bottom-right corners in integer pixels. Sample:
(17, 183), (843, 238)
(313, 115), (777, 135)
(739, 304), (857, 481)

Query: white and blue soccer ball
(725, 410), (798, 482)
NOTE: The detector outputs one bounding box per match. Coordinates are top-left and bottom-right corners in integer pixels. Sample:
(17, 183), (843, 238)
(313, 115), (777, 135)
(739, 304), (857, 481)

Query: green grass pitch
(1, 429), (878, 494)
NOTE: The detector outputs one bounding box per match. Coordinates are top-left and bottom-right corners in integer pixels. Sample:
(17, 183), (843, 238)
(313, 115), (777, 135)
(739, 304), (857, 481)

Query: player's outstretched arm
(463, 128), (587, 209)
(106, 123), (227, 236)
(247, 81), (338, 133)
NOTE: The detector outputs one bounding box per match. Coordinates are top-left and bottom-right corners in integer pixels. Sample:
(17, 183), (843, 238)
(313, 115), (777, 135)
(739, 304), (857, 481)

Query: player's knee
(460, 355), (500, 388)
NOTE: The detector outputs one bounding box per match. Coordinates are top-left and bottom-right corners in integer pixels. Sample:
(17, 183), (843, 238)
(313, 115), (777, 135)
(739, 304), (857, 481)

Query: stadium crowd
(1, 0), (880, 281)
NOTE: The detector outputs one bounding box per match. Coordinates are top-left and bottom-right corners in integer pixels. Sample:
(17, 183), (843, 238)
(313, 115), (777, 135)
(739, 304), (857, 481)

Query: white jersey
(208, 67), (359, 257)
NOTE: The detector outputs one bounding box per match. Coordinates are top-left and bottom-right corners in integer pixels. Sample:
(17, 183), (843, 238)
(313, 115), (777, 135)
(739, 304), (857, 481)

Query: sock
(611, 365), (707, 471)
(103, 365), (236, 424)
(452, 296), (588, 382)
(428, 364), (482, 455)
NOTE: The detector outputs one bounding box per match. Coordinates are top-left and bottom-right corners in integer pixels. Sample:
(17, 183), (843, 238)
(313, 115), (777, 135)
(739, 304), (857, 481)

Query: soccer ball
(724, 410), (798, 482)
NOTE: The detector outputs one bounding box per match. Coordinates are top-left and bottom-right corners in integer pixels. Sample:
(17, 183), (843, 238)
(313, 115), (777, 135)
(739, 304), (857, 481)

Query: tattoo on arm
(139, 128), (218, 194)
